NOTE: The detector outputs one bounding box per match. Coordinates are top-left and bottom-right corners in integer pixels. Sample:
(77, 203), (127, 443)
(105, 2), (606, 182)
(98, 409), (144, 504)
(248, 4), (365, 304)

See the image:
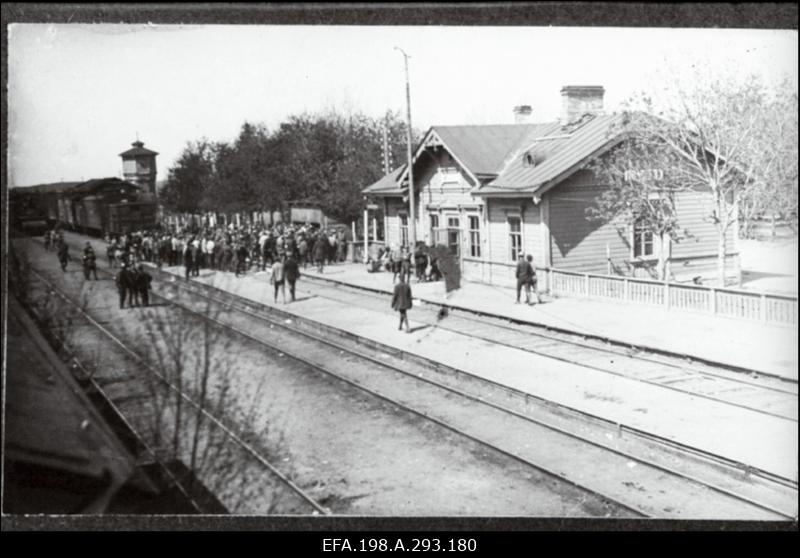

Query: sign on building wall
(624, 168), (665, 182)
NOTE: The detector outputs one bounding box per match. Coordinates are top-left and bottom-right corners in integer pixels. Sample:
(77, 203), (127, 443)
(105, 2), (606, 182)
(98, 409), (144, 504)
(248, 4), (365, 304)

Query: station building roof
(363, 114), (625, 198)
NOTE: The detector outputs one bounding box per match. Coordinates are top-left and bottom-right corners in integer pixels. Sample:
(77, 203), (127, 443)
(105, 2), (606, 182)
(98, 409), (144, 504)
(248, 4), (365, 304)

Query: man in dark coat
(82, 242), (98, 280)
(284, 255), (300, 302)
(515, 253), (537, 304)
(235, 243), (249, 277)
(391, 274), (413, 333)
(57, 240), (70, 272)
(115, 263), (132, 309)
(136, 264), (153, 307)
(184, 240), (194, 280)
(313, 235), (327, 273)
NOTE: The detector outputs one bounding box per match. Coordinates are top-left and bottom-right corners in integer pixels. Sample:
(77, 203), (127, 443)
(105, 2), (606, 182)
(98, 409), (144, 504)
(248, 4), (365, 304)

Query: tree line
(160, 110), (416, 224)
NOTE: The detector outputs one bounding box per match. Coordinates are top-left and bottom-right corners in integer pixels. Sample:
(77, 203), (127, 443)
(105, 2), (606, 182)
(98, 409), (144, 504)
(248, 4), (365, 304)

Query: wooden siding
(384, 198), (405, 249)
(486, 200), (542, 264)
(419, 149), (482, 247)
(672, 189), (737, 259)
(548, 171), (629, 274)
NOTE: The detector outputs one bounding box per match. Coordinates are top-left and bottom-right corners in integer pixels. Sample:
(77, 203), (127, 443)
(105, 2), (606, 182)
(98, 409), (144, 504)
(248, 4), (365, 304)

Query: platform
(150, 261), (798, 481)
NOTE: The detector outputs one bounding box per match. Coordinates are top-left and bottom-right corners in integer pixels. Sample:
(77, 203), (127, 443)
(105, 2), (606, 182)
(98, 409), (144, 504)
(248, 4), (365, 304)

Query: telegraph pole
(394, 46), (416, 249)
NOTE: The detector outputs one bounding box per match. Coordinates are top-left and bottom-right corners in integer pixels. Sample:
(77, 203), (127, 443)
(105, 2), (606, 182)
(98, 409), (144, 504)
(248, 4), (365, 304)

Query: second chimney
(513, 105), (533, 124)
(560, 86), (605, 124)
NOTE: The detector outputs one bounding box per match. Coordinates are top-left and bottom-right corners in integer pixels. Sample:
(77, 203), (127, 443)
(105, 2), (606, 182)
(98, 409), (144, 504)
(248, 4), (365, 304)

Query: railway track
(45, 232), (799, 421)
(23, 234), (798, 518)
(295, 274), (798, 423)
(26, 266), (329, 516)
(157, 269), (797, 520)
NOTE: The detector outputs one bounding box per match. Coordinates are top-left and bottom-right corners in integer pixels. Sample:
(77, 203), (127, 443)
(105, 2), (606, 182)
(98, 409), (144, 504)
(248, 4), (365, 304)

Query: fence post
(545, 268), (551, 295)
(664, 282), (670, 309)
(623, 277), (629, 303)
(709, 287), (717, 315)
(584, 273), (590, 298)
(760, 294), (767, 323)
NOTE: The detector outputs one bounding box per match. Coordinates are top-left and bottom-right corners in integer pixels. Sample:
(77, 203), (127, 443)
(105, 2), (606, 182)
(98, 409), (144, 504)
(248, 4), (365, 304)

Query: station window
(447, 216), (460, 257)
(429, 214), (440, 245)
(468, 215), (481, 258)
(399, 214), (409, 247)
(508, 216), (523, 261)
(633, 220), (654, 258)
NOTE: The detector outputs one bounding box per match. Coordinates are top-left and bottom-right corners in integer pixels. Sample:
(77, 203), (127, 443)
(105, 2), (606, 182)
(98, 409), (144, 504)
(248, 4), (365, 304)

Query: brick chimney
(560, 86), (605, 124)
(513, 105), (533, 124)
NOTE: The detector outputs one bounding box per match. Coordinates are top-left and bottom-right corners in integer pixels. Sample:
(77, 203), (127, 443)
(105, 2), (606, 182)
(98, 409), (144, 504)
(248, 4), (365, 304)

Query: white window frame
(445, 214), (461, 257)
(508, 214), (523, 262)
(467, 214), (481, 258)
(429, 213), (440, 245)
(631, 219), (656, 260)
(399, 213), (409, 248)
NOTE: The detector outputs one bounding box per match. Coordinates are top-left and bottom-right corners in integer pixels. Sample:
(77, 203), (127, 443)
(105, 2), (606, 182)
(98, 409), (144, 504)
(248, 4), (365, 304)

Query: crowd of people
(100, 222), (349, 279)
(367, 244), (443, 284)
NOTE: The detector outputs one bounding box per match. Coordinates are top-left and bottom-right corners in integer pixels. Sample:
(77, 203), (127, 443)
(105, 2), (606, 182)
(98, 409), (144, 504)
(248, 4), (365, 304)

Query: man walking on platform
(270, 257), (286, 304)
(391, 274), (413, 333)
(515, 254), (539, 305)
(284, 255), (300, 302)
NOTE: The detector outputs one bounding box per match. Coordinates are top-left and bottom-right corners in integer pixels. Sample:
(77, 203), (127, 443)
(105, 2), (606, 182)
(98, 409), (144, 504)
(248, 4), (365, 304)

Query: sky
(8, 24), (798, 187)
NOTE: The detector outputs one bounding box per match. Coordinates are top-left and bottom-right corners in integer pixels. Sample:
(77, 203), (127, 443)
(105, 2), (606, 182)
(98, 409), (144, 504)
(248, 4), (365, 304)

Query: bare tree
(611, 76), (789, 285)
(588, 129), (692, 280)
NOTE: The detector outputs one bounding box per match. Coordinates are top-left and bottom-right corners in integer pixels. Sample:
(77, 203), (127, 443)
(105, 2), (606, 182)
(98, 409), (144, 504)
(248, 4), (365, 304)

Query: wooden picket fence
(546, 268), (797, 326)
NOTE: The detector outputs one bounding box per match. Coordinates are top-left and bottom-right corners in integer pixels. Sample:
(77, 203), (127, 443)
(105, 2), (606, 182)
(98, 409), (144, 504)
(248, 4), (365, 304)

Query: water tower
(119, 139), (158, 199)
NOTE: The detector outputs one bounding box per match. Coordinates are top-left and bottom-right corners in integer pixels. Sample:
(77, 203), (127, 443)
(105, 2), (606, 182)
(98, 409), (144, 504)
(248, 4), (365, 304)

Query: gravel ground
(13, 236), (634, 517)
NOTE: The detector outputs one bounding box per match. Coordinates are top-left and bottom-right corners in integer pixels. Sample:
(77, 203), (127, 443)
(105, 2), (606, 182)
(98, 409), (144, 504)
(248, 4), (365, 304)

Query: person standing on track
(128, 266), (141, 307)
(115, 263), (131, 309)
(82, 242), (98, 280)
(391, 273), (413, 333)
(136, 264), (152, 307)
(57, 239), (70, 272)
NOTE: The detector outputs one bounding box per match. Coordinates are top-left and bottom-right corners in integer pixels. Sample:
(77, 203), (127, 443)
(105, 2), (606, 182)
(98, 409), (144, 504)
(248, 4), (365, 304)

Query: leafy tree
(160, 140), (216, 213)
(162, 109), (416, 226)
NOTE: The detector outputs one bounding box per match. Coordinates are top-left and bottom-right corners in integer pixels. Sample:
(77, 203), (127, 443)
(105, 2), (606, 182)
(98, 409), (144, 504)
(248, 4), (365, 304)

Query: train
(10, 177), (158, 236)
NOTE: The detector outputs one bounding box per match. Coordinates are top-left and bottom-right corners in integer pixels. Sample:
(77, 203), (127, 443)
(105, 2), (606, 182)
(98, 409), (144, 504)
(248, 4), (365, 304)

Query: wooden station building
(363, 85), (739, 288)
